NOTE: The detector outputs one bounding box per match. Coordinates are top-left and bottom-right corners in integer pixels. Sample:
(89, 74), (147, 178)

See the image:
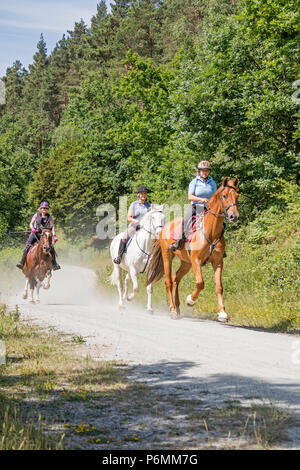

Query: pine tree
(91, 1), (107, 32)
(1, 61), (27, 115)
(111, 0), (132, 19)
(30, 33), (48, 70)
(19, 34), (53, 155)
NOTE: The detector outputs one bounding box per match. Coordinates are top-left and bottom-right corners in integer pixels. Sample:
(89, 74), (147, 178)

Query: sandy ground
(4, 264), (300, 449)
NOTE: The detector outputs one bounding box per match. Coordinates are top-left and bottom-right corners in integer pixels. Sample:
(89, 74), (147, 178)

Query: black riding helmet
(136, 185), (149, 194)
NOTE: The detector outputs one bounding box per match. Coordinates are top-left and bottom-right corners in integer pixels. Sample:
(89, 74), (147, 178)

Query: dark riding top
(32, 212), (54, 232)
(26, 212), (54, 246)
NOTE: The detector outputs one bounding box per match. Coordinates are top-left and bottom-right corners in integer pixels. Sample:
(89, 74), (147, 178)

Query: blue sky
(0, 0), (111, 77)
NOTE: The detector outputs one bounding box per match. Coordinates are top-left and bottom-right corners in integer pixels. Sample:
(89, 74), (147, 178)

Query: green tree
(30, 138), (100, 239)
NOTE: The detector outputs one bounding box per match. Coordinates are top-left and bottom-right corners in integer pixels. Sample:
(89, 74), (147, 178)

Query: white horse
(110, 204), (165, 311)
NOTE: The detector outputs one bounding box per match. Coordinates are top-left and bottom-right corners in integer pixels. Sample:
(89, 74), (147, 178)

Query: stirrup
(170, 239), (185, 252)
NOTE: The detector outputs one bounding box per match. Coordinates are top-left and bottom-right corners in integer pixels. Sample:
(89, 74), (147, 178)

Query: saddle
(125, 237), (134, 252)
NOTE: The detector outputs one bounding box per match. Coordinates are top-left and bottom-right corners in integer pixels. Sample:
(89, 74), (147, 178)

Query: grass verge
(0, 303), (128, 450)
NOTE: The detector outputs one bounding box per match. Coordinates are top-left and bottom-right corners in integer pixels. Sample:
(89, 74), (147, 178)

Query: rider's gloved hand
(53, 235), (58, 243)
(31, 228), (37, 234)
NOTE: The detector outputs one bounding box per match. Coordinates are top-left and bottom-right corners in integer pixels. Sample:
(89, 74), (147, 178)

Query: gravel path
(6, 265), (300, 449)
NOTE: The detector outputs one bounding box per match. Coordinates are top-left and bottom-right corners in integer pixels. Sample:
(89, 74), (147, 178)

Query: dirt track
(5, 265), (300, 449)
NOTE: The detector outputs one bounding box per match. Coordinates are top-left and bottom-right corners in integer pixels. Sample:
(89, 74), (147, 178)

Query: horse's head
(141, 204), (166, 238)
(40, 229), (52, 253)
(221, 177), (239, 224)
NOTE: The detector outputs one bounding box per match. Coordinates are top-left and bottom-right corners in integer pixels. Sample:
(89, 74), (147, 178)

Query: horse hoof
(29, 300), (35, 304)
(218, 311), (228, 323)
(147, 307), (154, 314)
(23, 293), (28, 299)
(118, 304), (126, 310)
(186, 295), (195, 307)
(43, 285), (50, 290)
(170, 310), (180, 320)
(35, 299), (40, 304)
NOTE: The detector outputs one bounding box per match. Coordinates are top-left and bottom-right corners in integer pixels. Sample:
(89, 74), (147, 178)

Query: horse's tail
(146, 239), (164, 286)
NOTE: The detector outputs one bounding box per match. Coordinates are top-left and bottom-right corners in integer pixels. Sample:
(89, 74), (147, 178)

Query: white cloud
(0, 19), (65, 32)
(0, 0), (101, 32)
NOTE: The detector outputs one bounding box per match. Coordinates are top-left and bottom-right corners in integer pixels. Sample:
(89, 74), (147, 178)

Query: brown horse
(22, 229), (53, 303)
(146, 178), (239, 321)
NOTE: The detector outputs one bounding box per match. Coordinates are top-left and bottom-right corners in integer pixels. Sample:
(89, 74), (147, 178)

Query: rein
(205, 186), (238, 220)
(140, 210), (164, 235)
(39, 230), (52, 254)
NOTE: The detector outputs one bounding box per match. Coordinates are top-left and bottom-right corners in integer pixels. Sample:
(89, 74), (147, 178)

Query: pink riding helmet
(39, 201), (50, 209)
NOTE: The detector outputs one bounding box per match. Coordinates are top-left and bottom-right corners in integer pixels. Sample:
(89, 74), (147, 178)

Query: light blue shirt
(129, 200), (151, 221)
(188, 176), (217, 205)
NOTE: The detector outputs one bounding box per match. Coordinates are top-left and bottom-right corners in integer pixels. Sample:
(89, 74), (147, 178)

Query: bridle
(205, 186), (238, 221)
(193, 186), (238, 266)
(140, 210), (165, 236)
(40, 230), (52, 253)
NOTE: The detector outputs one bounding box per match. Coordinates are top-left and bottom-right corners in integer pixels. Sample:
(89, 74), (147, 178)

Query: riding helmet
(137, 185), (149, 194)
(197, 161), (211, 171)
(39, 201), (50, 209)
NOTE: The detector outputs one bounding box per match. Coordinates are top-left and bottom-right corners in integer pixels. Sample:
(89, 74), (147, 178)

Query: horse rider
(113, 185), (151, 264)
(170, 160), (217, 252)
(16, 201), (61, 271)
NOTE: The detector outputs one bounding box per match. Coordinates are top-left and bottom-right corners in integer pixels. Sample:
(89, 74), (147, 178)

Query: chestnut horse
(146, 178), (239, 321)
(22, 228), (53, 303)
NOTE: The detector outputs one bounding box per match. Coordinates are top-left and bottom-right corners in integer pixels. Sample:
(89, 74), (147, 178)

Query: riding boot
(16, 246), (30, 270)
(113, 240), (127, 264)
(170, 220), (186, 252)
(50, 246), (61, 270)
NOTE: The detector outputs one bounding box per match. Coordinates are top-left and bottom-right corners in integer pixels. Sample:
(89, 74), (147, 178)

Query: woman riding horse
(170, 160), (217, 251)
(113, 185), (151, 264)
(16, 201), (60, 271)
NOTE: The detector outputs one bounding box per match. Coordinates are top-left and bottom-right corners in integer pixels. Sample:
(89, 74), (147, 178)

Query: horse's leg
(43, 270), (52, 290)
(161, 246), (176, 317)
(113, 264), (125, 309)
(127, 267), (139, 301)
(123, 273), (130, 301)
(29, 278), (35, 303)
(146, 283), (153, 313)
(36, 280), (41, 303)
(23, 279), (29, 299)
(172, 261), (191, 316)
(186, 256), (204, 307)
(212, 258), (227, 322)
